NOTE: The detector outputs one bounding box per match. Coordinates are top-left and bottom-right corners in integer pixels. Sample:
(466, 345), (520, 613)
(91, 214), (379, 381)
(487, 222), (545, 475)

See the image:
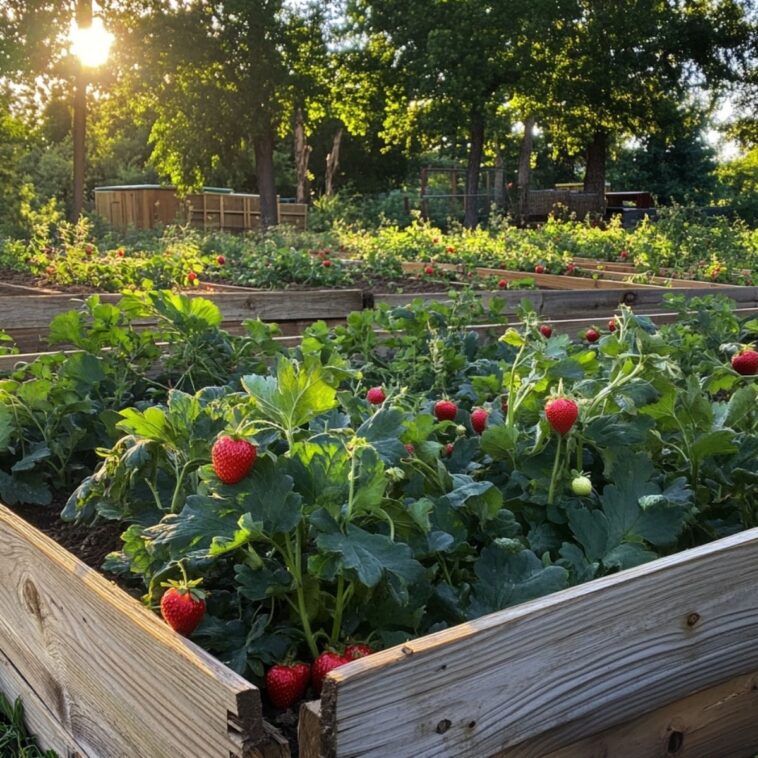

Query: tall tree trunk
(294, 108), (311, 205)
(583, 130), (607, 196)
(254, 129), (278, 228)
(517, 115), (535, 223)
(464, 113), (485, 229)
(493, 145), (505, 211)
(325, 128), (343, 197)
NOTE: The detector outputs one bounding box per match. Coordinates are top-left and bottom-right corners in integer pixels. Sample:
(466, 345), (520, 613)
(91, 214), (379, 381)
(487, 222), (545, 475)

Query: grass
(0, 693), (57, 758)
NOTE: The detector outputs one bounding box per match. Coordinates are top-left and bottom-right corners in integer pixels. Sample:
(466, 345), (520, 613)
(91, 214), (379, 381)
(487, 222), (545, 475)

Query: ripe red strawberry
(366, 386), (386, 405)
(608, 319), (617, 333)
(545, 397), (579, 435)
(539, 324), (553, 338)
(434, 400), (458, 421)
(84, 243), (93, 254)
(404, 443), (415, 456)
(498, 278), (508, 289)
(619, 250), (629, 260)
(216, 255), (225, 265)
(446, 245), (455, 254)
(212, 436), (257, 484)
(534, 264), (545, 274)
(266, 663), (310, 709)
(566, 263), (576, 274)
(732, 349), (758, 376)
(187, 271), (198, 282)
(344, 643), (373, 661)
(471, 408), (488, 435)
(501, 397), (508, 414)
(585, 328), (600, 343)
(160, 576), (206, 636)
(117, 248), (125, 258)
(444, 442), (454, 457)
(312, 652), (349, 695)
(424, 265), (434, 275)
(322, 259), (332, 268)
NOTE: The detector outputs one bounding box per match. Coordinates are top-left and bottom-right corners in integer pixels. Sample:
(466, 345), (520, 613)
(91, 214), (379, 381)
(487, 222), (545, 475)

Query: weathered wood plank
(520, 670), (758, 758)
(320, 527), (758, 758)
(0, 505), (263, 758)
(0, 646), (88, 757)
(575, 266), (733, 289)
(298, 700), (323, 758)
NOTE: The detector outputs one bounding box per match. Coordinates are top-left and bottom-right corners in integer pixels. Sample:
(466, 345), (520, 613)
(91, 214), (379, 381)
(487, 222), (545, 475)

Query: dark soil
(0, 267), (96, 294)
(12, 496), (123, 571)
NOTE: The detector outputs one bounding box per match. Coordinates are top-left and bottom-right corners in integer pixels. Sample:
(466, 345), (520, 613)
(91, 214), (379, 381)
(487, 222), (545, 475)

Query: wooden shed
(94, 185), (307, 231)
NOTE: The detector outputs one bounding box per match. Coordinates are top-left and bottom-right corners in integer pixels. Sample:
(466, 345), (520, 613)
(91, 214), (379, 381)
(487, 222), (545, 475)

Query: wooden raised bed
(0, 284), (756, 357)
(5, 505), (758, 756)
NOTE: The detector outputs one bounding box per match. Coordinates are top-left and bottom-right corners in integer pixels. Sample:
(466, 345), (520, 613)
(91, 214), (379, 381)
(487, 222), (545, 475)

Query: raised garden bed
(4, 504), (758, 757)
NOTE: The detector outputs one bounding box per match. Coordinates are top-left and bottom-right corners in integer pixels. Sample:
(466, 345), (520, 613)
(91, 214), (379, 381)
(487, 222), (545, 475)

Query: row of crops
(0, 288), (756, 711)
(1, 209), (756, 292)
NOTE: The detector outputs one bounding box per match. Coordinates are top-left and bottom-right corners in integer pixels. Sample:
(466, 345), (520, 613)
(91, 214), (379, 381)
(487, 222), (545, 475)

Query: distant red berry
(366, 386), (386, 405)
(216, 255), (225, 265)
(585, 328), (600, 343)
(501, 397), (508, 414)
(322, 259), (332, 268)
(432, 237), (440, 244)
(434, 400), (458, 422)
(344, 644), (373, 661)
(312, 652), (349, 695)
(608, 319), (617, 332)
(534, 264), (545, 274)
(117, 248), (125, 258)
(471, 408), (488, 435)
(84, 243), (93, 254)
(444, 442), (454, 457)
(545, 397), (579, 435)
(539, 324), (553, 338)
(187, 271), (198, 282)
(424, 265), (434, 275)
(732, 349), (758, 376)
(404, 443), (415, 456)
(619, 250), (629, 260)
(566, 263), (576, 274)
(446, 246), (455, 254)
(498, 278), (508, 289)
(266, 663), (310, 710)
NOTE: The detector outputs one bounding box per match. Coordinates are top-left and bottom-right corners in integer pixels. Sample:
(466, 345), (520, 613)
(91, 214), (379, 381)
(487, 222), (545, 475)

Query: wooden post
(325, 128), (343, 197)
(420, 167), (429, 219)
(517, 115), (535, 225)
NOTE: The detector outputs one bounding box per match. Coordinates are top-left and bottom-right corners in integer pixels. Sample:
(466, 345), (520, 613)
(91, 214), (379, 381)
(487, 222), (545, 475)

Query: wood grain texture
(574, 266), (732, 289)
(320, 527), (758, 758)
(298, 700), (323, 758)
(519, 670), (758, 758)
(0, 646), (87, 757)
(0, 505), (263, 758)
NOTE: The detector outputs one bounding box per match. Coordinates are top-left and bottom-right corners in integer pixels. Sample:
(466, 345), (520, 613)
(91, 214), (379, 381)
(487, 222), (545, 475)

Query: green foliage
(0, 693), (57, 758)
(717, 147), (758, 225)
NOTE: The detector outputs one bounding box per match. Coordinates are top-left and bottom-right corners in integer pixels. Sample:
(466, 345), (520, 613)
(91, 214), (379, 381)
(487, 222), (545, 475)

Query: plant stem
(284, 531), (319, 659)
(330, 573), (345, 645)
(547, 435), (563, 506)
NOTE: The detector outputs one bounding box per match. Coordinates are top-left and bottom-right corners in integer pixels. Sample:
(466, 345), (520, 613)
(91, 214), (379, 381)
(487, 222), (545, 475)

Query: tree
(355, 0), (543, 227)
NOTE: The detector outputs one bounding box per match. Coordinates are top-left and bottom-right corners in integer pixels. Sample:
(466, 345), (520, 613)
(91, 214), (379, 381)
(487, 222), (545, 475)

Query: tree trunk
(254, 129), (278, 228)
(464, 113), (485, 229)
(493, 146), (505, 211)
(583, 130), (607, 196)
(517, 115), (535, 223)
(325, 128), (343, 197)
(294, 109), (311, 205)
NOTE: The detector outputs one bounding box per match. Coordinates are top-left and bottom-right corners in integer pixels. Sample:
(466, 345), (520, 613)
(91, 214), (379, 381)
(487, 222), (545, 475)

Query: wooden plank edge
(298, 701), (322, 758)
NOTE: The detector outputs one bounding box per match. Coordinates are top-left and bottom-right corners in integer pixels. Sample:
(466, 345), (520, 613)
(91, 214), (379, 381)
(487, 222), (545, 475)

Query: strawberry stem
(547, 435), (563, 506)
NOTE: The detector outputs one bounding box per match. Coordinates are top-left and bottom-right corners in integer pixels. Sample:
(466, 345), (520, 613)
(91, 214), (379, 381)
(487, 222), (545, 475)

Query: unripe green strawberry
(434, 400), (458, 421)
(266, 663), (310, 710)
(212, 436), (257, 484)
(470, 408), (488, 434)
(732, 349), (758, 376)
(160, 580), (206, 636)
(545, 397), (579, 435)
(366, 386), (386, 405)
(312, 652), (349, 695)
(571, 475), (592, 496)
